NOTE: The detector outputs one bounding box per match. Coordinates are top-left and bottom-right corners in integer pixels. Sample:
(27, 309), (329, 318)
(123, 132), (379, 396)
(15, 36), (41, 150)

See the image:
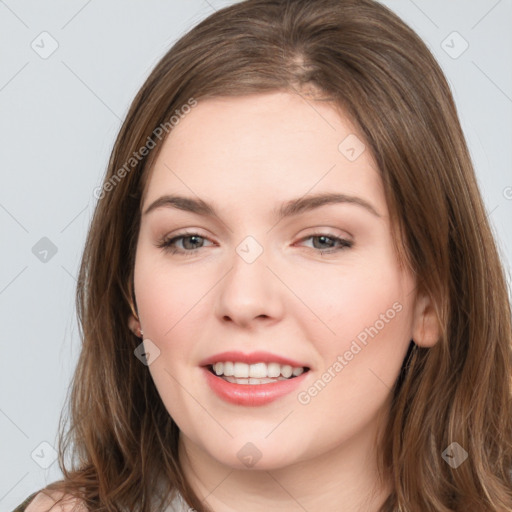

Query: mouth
(201, 361), (311, 406)
(205, 362), (311, 385)
(199, 351), (312, 405)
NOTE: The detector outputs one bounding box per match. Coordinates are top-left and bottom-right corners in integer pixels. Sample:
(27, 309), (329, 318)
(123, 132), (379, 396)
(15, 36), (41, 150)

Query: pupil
(185, 235), (201, 249)
(315, 235), (332, 249)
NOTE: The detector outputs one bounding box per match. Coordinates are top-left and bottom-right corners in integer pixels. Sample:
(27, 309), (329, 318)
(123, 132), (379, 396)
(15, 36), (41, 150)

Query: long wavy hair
(38, 0), (512, 510)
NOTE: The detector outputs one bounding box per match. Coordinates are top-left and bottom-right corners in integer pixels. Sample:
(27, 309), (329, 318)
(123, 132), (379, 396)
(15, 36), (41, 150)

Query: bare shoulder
(25, 490), (88, 512)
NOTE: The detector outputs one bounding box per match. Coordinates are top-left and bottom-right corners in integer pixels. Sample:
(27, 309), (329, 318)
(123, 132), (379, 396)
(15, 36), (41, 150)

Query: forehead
(143, 92), (385, 217)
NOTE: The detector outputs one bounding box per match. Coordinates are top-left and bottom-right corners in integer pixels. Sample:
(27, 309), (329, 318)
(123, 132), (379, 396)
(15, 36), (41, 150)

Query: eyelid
(298, 227), (352, 241)
(159, 226), (351, 243)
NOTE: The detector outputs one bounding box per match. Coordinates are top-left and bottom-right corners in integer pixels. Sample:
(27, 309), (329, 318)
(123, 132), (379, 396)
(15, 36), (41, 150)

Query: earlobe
(412, 293), (441, 348)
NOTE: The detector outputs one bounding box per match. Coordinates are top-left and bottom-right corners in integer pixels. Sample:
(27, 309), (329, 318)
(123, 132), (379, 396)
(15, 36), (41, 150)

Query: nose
(214, 243), (284, 329)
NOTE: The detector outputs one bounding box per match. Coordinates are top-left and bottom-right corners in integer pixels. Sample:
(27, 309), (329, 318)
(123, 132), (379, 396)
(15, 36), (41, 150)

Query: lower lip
(202, 367), (309, 406)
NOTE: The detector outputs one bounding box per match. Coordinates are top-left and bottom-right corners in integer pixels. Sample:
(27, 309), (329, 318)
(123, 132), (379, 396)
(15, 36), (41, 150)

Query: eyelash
(156, 231), (353, 257)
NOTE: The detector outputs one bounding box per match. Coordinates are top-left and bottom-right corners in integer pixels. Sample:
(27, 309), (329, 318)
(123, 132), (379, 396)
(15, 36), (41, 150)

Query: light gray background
(1, 0), (511, 509)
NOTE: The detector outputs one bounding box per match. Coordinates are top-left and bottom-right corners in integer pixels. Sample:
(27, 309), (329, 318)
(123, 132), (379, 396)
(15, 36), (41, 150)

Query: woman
(15, 0), (512, 510)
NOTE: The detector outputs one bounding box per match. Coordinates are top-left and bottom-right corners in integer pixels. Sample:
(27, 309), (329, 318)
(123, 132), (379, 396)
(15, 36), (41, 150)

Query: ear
(128, 313), (142, 337)
(128, 287), (142, 338)
(412, 292), (440, 348)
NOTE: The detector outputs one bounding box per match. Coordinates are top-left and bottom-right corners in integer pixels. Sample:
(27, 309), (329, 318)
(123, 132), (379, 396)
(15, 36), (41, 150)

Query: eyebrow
(142, 192), (381, 219)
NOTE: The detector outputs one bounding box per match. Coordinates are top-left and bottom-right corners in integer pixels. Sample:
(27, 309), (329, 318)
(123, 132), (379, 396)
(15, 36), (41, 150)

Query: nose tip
(215, 250), (284, 328)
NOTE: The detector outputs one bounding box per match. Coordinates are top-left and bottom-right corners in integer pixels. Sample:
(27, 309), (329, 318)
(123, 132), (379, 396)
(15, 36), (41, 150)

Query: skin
(129, 91), (439, 512)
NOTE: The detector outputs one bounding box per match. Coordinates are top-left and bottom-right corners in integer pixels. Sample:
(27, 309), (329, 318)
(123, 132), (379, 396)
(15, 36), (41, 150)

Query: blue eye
(157, 232), (212, 257)
(157, 232), (353, 256)
(299, 233), (353, 253)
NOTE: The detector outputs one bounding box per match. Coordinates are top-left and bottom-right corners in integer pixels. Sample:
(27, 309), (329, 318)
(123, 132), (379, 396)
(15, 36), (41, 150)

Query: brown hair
(39, 0), (512, 510)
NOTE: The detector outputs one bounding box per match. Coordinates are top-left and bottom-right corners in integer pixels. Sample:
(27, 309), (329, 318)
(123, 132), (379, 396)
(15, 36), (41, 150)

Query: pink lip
(198, 351), (310, 369)
(201, 366), (310, 406)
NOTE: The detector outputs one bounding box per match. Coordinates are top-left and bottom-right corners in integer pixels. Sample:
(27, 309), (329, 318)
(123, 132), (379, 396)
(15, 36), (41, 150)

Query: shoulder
(24, 490), (88, 512)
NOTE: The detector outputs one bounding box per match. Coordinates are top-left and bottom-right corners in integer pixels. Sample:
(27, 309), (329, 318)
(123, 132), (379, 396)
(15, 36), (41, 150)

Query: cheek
(133, 249), (206, 340)
(295, 259), (410, 334)
(291, 270), (412, 439)
(289, 252), (414, 380)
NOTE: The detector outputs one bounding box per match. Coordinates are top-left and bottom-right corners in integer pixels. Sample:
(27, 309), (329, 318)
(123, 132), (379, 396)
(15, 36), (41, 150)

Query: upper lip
(199, 351), (310, 369)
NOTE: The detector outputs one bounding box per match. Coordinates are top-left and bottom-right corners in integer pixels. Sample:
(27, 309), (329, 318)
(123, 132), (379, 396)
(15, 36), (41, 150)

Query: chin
(203, 437), (307, 471)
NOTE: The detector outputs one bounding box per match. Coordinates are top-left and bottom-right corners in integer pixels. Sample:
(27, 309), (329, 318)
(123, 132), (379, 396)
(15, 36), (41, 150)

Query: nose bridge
(215, 233), (283, 324)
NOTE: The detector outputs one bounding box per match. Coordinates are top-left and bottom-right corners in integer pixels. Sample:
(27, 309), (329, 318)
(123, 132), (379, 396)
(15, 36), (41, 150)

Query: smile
(209, 361), (307, 383)
(202, 364), (310, 406)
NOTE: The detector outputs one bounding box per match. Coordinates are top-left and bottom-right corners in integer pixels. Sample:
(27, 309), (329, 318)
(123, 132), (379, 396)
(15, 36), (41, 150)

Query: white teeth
(249, 363), (267, 378)
(223, 361), (234, 376)
(281, 365), (293, 378)
(210, 361), (306, 379)
(267, 362), (281, 378)
(223, 376), (290, 384)
(233, 362), (249, 378)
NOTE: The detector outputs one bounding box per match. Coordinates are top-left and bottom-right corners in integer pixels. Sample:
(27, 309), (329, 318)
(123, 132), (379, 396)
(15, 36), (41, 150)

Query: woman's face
(132, 91), (425, 471)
